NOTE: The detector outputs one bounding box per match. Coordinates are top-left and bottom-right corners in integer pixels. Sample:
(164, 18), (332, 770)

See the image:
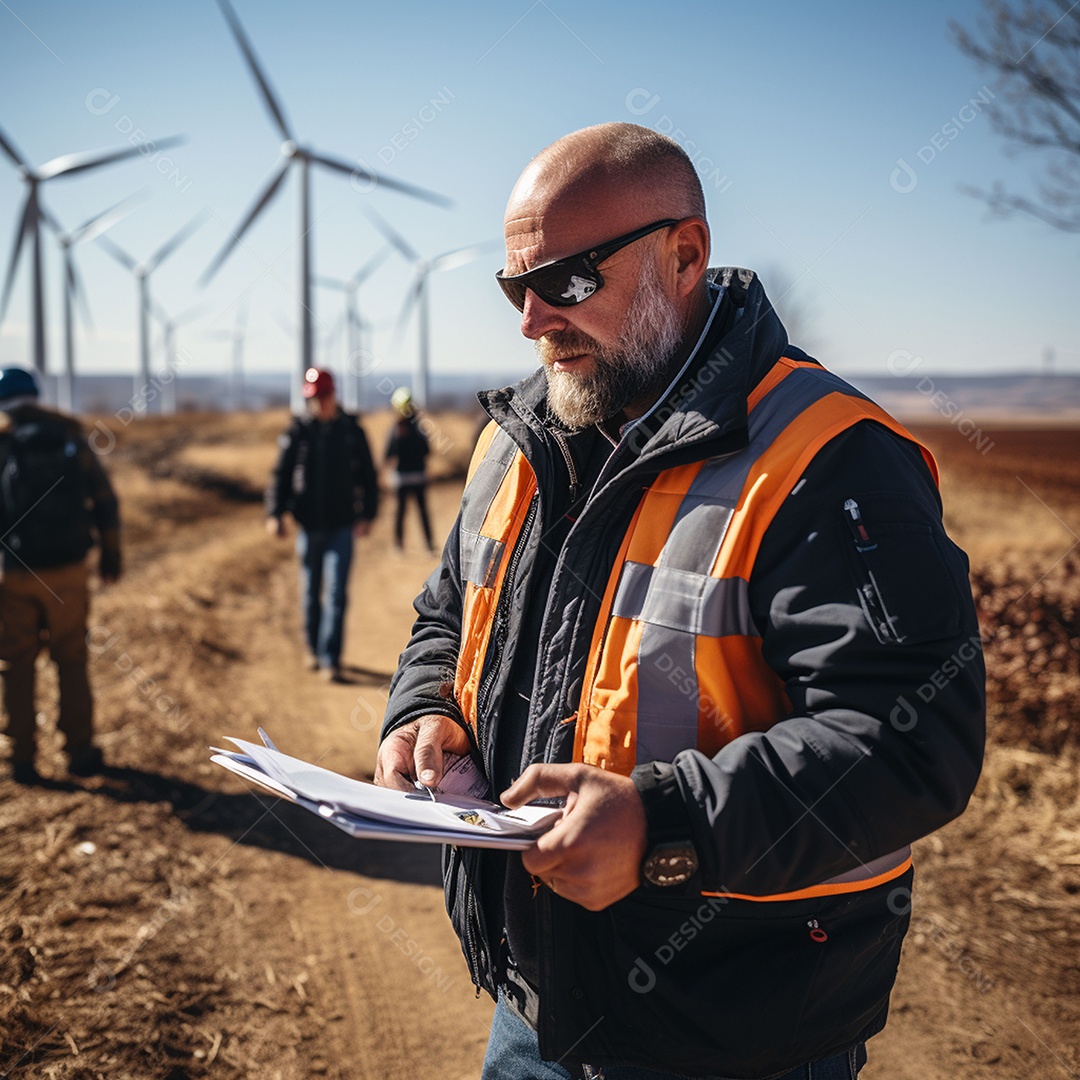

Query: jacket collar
(479, 267), (789, 462)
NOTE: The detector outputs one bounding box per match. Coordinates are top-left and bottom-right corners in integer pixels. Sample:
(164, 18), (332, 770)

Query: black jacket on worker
(385, 416), (430, 478)
(266, 410), (379, 531)
(0, 403), (121, 576)
(381, 270), (986, 1077)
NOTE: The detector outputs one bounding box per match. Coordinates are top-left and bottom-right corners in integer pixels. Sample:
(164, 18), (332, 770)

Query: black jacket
(266, 410), (378, 531)
(382, 271), (985, 1077)
(385, 417), (430, 477)
(0, 404), (121, 575)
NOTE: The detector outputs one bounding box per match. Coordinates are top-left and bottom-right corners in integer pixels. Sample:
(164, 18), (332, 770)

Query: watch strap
(632, 761), (692, 845)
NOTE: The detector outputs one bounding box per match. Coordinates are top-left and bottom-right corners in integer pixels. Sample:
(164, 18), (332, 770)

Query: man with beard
(375, 123), (984, 1079)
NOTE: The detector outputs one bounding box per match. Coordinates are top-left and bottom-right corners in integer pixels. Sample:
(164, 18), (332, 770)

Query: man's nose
(519, 290), (569, 340)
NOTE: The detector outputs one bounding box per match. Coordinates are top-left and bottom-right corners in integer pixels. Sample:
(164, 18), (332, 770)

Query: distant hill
(35, 369), (1080, 422)
(847, 373), (1080, 422)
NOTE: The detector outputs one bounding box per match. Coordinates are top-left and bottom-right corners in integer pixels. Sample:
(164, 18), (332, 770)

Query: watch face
(643, 842), (699, 887)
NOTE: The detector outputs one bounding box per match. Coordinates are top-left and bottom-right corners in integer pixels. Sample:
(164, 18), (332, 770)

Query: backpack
(0, 418), (94, 568)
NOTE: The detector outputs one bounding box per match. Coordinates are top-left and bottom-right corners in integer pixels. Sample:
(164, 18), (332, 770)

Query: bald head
(505, 123), (707, 266)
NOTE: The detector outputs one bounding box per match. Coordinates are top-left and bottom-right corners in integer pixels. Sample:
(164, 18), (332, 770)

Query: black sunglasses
(495, 218), (680, 312)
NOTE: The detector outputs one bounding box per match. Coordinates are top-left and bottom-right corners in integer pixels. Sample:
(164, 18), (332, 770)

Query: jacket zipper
(447, 846), (493, 997)
(843, 498), (877, 551)
(844, 498), (900, 642)
(463, 870), (488, 995)
(550, 429), (579, 503)
(475, 491), (539, 767)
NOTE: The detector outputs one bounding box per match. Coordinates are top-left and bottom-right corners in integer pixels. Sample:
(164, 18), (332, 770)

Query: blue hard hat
(0, 367), (39, 406)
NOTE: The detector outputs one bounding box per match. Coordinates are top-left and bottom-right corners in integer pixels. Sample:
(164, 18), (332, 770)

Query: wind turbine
(151, 299), (210, 414)
(361, 206), (498, 408)
(0, 124), (183, 378)
(53, 193), (145, 412)
(206, 303), (249, 412)
(315, 246), (392, 411)
(97, 210), (208, 412)
(201, 0), (451, 414)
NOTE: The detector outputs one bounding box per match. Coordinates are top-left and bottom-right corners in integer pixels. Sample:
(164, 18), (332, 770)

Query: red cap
(302, 367), (335, 399)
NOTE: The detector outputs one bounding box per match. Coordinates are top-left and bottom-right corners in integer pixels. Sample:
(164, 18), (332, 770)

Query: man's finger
(520, 817), (578, 877)
(374, 731), (419, 790)
(412, 716), (463, 786)
(376, 759), (418, 791)
(501, 763), (582, 808)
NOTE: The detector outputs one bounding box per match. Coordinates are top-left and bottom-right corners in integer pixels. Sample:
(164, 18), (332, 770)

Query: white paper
(209, 730), (562, 849)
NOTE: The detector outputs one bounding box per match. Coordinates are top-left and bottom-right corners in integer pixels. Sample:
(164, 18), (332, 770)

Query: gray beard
(540, 258), (683, 430)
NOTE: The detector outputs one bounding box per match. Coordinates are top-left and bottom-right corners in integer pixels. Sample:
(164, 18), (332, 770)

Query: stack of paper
(210, 729), (561, 850)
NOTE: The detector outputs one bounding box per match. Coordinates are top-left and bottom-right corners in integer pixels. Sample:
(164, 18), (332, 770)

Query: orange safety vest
(456, 357), (937, 899)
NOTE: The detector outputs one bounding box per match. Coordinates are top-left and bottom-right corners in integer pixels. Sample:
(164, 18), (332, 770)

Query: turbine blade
(351, 244), (392, 286)
(359, 204), (420, 263)
(215, 0), (295, 142)
(37, 136), (185, 181)
(95, 234), (139, 272)
(150, 297), (172, 327)
(0, 124), (30, 170)
(315, 275), (347, 291)
(199, 159), (290, 285)
(431, 240), (502, 273)
(145, 208), (210, 274)
(69, 255), (95, 333)
(309, 149), (451, 208)
(71, 190), (149, 246)
(393, 274), (424, 345)
(0, 190), (36, 325)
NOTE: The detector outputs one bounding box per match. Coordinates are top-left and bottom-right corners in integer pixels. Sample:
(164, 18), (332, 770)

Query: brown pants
(0, 562), (93, 763)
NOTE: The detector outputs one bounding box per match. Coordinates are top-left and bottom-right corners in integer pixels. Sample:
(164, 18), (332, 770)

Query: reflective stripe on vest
(455, 422), (537, 733)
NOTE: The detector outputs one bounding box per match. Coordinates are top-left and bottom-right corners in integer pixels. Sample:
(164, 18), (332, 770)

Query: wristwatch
(641, 840), (699, 887)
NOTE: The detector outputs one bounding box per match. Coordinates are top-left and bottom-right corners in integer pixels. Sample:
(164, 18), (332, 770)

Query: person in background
(384, 386), (435, 555)
(266, 367), (379, 683)
(0, 367), (121, 784)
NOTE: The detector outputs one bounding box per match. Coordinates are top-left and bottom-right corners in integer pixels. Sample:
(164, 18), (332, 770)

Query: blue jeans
(481, 994), (866, 1080)
(296, 526), (353, 668)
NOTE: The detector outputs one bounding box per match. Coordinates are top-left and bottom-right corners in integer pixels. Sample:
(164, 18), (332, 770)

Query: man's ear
(669, 217), (710, 298)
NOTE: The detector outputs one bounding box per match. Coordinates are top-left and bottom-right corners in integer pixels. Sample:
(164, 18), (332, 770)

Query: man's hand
(265, 516), (287, 539)
(352, 520), (372, 539)
(374, 713), (471, 791)
(502, 764), (648, 911)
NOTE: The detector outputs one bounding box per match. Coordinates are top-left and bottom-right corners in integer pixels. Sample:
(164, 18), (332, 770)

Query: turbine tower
(362, 206), (497, 408)
(201, 0), (451, 413)
(0, 125), (183, 378)
(315, 246), (391, 411)
(206, 303), (249, 412)
(97, 210), (208, 412)
(152, 299), (209, 414)
(53, 194), (144, 413)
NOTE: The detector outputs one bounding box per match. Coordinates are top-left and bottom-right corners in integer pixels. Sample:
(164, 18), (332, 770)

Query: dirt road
(1, 414), (1077, 1078)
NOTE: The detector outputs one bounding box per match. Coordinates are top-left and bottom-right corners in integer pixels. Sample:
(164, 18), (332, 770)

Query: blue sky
(1, 0), (1077, 398)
